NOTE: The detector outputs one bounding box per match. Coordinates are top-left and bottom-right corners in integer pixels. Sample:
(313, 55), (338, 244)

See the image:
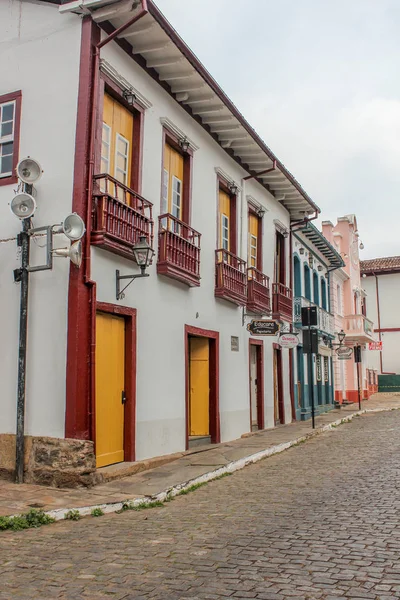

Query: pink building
(322, 216), (376, 403)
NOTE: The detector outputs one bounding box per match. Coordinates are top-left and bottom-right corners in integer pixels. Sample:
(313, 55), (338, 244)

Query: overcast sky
(156, 0), (400, 259)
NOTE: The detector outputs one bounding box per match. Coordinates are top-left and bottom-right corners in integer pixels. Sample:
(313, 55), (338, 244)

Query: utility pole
(14, 214), (31, 484)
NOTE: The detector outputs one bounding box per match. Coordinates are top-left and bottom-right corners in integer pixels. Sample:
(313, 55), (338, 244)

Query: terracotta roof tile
(361, 256), (400, 274)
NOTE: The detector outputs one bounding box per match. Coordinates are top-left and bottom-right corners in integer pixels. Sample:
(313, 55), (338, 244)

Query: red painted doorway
(249, 339), (264, 431)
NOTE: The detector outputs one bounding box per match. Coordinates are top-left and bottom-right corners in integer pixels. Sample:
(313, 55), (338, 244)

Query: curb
(7, 406), (397, 523)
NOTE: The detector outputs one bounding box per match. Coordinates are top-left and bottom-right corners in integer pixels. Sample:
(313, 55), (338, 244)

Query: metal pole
(308, 322), (315, 429)
(15, 218), (30, 484)
(356, 350), (361, 411)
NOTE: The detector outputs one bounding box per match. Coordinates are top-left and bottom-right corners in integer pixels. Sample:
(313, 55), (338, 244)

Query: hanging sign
(368, 341), (383, 351)
(324, 357), (329, 382)
(316, 355), (322, 381)
(247, 320), (280, 336)
(336, 346), (353, 360)
(278, 332), (300, 349)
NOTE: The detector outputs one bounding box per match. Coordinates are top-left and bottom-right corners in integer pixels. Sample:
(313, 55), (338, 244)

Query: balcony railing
(343, 314), (374, 342)
(215, 249), (247, 306)
(157, 213), (201, 287)
(272, 283), (293, 323)
(293, 296), (335, 336)
(91, 174), (154, 260)
(247, 267), (271, 315)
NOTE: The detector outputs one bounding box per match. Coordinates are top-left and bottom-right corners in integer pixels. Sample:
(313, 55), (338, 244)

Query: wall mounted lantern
(308, 254), (314, 268)
(229, 181), (238, 195)
(122, 88), (136, 106)
(179, 136), (190, 153)
(299, 247), (305, 255)
(317, 265), (323, 272)
(116, 235), (154, 300)
(338, 329), (346, 345)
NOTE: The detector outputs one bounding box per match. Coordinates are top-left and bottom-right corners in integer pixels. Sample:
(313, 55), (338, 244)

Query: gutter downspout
(83, 1), (148, 435)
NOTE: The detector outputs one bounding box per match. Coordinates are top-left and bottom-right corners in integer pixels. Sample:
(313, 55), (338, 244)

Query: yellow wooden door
(218, 189), (231, 251)
(95, 312), (125, 468)
(189, 337), (210, 436)
(248, 213), (258, 270)
(102, 93), (134, 198)
(162, 143), (184, 220)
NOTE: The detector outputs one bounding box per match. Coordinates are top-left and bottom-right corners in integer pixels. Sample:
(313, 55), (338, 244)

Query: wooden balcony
(91, 174), (154, 261)
(272, 283), (293, 323)
(247, 267), (271, 315)
(157, 213), (201, 287)
(215, 249), (247, 306)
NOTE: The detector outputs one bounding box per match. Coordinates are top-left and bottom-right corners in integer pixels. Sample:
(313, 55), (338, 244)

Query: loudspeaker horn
(53, 241), (82, 268)
(62, 213), (85, 241)
(10, 193), (37, 219)
(16, 157), (42, 184)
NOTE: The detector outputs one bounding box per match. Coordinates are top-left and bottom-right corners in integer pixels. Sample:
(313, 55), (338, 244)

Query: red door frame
(273, 343), (285, 425)
(249, 339), (264, 431)
(95, 302), (137, 462)
(185, 325), (220, 449)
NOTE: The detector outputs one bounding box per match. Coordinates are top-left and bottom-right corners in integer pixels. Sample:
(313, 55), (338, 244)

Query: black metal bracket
(13, 268), (23, 283)
(116, 268), (149, 300)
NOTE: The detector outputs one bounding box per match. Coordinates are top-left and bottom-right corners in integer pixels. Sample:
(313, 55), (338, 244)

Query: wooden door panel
(189, 338), (210, 436)
(95, 313), (125, 468)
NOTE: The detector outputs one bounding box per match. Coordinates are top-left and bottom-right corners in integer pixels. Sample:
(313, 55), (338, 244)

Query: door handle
(121, 391), (127, 405)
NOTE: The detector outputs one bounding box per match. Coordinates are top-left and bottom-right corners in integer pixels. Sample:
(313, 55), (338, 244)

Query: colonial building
(292, 222), (343, 420)
(361, 256), (400, 377)
(0, 0), (319, 483)
(322, 216), (376, 403)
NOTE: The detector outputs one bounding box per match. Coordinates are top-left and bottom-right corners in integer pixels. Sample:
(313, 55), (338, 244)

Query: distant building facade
(361, 256), (400, 376)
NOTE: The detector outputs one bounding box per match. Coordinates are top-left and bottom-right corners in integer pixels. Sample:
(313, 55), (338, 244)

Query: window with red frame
(0, 91), (21, 185)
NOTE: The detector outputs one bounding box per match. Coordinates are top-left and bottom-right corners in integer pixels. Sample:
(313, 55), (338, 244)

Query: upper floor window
(248, 210), (262, 271)
(313, 272), (320, 306)
(97, 85), (144, 201)
(161, 130), (193, 229)
(0, 91), (21, 186)
(336, 284), (342, 314)
(275, 232), (286, 285)
(217, 183), (237, 256)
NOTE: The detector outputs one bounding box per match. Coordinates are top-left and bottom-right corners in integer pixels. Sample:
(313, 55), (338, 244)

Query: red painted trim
(248, 204), (263, 271)
(100, 73), (145, 194)
(96, 302), (137, 461)
(185, 325), (220, 449)
(273, 345), (285, 425)
(162, 126), (193, 225)
(249, 339), (264, 430)
(374, 328), (400, 333)
(0, 90), (22, 187)
(218, 175), (238, 255)
(65, 18), (100, 440)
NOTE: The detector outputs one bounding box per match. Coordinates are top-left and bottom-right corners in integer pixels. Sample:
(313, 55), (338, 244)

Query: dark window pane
(1, 121), (13, 137)
(2, 103), (14, 122)
(1, 141), (13, 156)
(1, 154), (12, 174)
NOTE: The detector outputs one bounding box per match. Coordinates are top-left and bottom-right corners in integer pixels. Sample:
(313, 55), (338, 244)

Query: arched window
(294, 256), (301, 297)
(321, 278), (327, 310)
(304, 264), (311, 301)
(313, 272), (319, 306)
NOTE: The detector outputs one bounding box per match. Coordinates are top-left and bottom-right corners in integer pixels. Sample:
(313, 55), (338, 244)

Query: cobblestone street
(2, 410), (400, 599)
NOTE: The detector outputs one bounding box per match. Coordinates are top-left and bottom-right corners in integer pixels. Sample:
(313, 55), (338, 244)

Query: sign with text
(336, 346), (353, 359)
(369, 341), (383, 351)
(247, 320), (280, 336)
(278, 333), (300, 349)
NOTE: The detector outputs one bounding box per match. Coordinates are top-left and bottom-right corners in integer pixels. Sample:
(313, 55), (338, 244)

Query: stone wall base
(0, 434), (99, 488)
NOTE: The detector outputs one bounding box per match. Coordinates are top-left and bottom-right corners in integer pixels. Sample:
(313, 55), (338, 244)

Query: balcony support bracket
(116, 268), (149, 301)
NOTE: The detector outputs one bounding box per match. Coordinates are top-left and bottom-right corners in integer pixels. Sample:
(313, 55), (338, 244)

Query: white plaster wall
(364, 273), (400, 374)
(93, 41), (292, 459)
(0, 2), (81, 436)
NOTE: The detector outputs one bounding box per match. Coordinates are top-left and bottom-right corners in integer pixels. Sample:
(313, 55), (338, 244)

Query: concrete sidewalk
(1, 394), (399, 519)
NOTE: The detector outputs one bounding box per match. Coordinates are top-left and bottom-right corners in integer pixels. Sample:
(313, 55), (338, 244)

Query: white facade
(0, 1), (81, 437)
(0, 0), (318, 472)
(362, 269), (400, 375)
